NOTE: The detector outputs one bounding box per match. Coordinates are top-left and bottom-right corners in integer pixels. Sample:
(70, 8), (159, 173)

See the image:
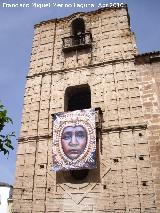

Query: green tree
(0, 102), (15, 155)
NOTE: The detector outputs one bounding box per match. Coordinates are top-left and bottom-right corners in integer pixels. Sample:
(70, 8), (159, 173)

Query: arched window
(62, 17), (92, 52)
(72, 18), (85, 36)
(64, 84), (91, 180)
(71, 18), (85, 45)
(64, 84), (91, 112)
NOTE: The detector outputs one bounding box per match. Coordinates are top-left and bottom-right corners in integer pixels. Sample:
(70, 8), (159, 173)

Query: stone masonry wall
(12, 6), (158, 213)
(13, 63), (157, 212)
(28, 6), (137, 77)
(136, 54), (160, 212)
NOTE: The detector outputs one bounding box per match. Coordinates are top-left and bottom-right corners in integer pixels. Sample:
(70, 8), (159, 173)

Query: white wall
(0, 186), (10, 213)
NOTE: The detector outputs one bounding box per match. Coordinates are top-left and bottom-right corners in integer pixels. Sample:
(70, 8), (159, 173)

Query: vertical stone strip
(137, 58), (160, 212)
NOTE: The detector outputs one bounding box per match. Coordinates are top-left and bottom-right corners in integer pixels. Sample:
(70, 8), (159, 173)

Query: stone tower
(12, 5), (160, 213)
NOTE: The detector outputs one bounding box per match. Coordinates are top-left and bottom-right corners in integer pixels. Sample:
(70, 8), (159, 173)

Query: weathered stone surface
(13, 5), (160, 213)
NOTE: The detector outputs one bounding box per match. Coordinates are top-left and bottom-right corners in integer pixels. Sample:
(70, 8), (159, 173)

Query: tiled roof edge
(136, 51), (160, 57)
(0, 182), (13, 187)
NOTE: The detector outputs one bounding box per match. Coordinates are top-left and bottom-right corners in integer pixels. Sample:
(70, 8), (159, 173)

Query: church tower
(12, 5), (160, 213)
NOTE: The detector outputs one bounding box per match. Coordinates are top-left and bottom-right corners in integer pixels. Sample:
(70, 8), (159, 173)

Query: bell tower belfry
(12, 5), (159, 213)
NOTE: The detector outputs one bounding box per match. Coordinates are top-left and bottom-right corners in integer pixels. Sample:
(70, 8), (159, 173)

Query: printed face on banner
(52, 108), (96, 171)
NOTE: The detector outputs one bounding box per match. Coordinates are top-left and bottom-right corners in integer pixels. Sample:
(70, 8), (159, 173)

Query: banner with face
(52, 108), (96, 171)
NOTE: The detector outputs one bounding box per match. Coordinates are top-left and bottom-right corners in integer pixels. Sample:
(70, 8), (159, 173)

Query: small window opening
(139, 156), (144, 160)
(142, 181), (147, 186)
(113, 158), (119, 163)
(64, 84), (91, 111)
(72, 18), (85, 45)
(40, 164), (44, 169)
(103, 185), (107, 189)
(139, 132), (143, 137)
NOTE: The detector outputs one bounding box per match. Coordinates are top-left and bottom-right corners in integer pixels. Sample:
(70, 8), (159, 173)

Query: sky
(0, 0), (160, 185)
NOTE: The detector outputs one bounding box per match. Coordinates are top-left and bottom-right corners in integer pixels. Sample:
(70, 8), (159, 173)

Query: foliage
(0, 102), (15, 155)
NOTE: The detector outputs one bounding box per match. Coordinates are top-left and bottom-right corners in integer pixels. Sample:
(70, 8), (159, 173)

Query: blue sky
(0, 0), (160, 185)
